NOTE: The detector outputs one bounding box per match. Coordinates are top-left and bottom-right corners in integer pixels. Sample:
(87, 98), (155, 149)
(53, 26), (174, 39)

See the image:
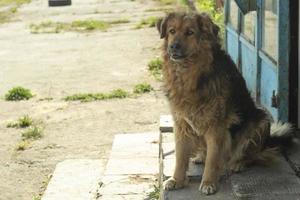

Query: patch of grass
(21, 126), (43, 140)
(144, 8), (172, 12)
(109, 18), (130, 24)
(146, 185), (160, 200)
(108, 89), (130, 99)
(32, 196), (41, 200)
(133, 83), (153, 94)
(15, 140), (31, 151)
(135, 17), (158, 29)
(18, 115), (33, 128)
(5, 86), (33, 101)
(0, 12), (10, 24)
(148, 58), (163, 81)
(30, 21), (66, 33)
(7, 115), (35, 128)
(64, 89), (130, 102)
(10, 7), (17, 13)
(64, 84), (153, 102)
(30, 20), (110, 34)
(0, 0), (31, 7)
(158, 0), (176, 5)
(38, 97), (53, 101)
(71, 20), (110, 31)
(0, 0), (29, 24)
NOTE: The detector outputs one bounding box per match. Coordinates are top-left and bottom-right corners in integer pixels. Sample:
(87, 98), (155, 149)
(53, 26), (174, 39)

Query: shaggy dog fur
(156, 12), (292, 195)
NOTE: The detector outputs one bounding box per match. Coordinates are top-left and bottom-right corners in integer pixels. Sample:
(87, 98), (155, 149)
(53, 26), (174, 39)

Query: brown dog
(156, 12), (292, 195)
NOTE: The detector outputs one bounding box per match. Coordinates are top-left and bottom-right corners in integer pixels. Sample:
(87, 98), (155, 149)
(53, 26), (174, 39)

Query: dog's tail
(268, 121), (294, 146)
(255, 121), (294, 165)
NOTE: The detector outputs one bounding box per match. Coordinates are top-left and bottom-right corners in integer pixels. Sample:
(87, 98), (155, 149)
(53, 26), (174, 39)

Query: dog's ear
(156, 13), (174, 39)
(156, 17), (168, 39)
(197, 13), (219, 39)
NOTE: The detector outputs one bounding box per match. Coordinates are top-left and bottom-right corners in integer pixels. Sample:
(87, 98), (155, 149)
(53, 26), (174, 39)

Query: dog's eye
(169, 29), (176, 34)
(186, 30), (194, 36)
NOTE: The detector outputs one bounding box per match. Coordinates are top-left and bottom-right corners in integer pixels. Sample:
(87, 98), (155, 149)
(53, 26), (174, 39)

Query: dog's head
(157, 12), (220, 62)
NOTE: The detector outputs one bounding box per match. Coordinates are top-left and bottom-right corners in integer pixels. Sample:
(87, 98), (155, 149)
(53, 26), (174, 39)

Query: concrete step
(41, 159), (104, 200)
(159, 115), (300, 200)
(98, 132), (160, 200)
(41, 132), (160, 200)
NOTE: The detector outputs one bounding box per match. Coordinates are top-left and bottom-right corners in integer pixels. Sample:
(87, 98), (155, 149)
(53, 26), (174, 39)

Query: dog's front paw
(163, 177), (188, 190)
(199, 181), (217, 195)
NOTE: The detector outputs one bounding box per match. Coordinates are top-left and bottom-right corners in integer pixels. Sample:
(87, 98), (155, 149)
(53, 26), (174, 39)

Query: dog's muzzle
(168, 42), (186, 61)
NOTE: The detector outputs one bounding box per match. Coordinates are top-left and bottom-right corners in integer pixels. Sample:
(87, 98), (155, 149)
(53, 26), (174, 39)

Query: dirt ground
(0, 0), (172, 199)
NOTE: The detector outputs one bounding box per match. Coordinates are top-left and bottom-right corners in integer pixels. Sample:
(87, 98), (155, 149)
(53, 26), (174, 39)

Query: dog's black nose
(170, 42), (181, 50)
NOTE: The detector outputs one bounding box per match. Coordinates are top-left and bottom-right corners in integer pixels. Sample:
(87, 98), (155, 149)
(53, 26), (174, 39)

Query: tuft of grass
(18, 115), (33, 128)
(30, 20), (110, 34)
(148, 58), (163, 81)
(7, 115), (34, 128)
(30, 21), (65, 34)
(0, 0), (30, 24)
(109, 18), (130, 24)
(71, 20), (110, 31)
(158, 0), (176, 5)
(0, 0), (31, 7)
(15, 140), (31, 151)
(135, 17), (158, 29)
(10, 7), (17, 13)
(21, 126), (43, 140)
(6, 122), (19, 128)
(108, 89), (130, 99)
(38, 97), (53, 101)
(144, 8), (172, 12)
(0, 12), (10, 24)
(133, 83), (153, 94)
(64, 89), (130, 102)
(146, 185), (160, 200)
(5, 86), (33, 101)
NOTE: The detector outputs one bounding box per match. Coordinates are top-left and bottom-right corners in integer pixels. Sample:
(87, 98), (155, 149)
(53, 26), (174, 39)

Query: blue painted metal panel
(260, 54), (278, 119)
(240, 37), (257, 98)
(226, 27), (239, 65)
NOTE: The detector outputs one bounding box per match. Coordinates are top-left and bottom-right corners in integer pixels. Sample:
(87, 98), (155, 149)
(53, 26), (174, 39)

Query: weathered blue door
(225, 0), (290, 122)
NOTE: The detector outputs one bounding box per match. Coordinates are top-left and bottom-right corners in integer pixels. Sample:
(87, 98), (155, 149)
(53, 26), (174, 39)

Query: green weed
(64, 89), (130, 102)
(0, 0), (31, 7)
(30, 20), (110, 34)
(7, 115), (34, 128)
(5, 86), (33, 101)
(38, 97), (53, 101)
(133, 83), (153, 94)
(109, 18), (130, 24)
(15, 140), (31, 151)
(21, 126), (43, 140)
(146, 185), (160, 200)
(71, 20), (110, 31)
(135, 17), (158, 29)
(148, 58), (163, 81)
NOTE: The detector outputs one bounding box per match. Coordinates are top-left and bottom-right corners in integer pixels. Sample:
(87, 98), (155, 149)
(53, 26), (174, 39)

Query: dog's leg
(164, 120), (194, 190)
(191, 138), (206, 164)
(199, 127), (231, 195)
